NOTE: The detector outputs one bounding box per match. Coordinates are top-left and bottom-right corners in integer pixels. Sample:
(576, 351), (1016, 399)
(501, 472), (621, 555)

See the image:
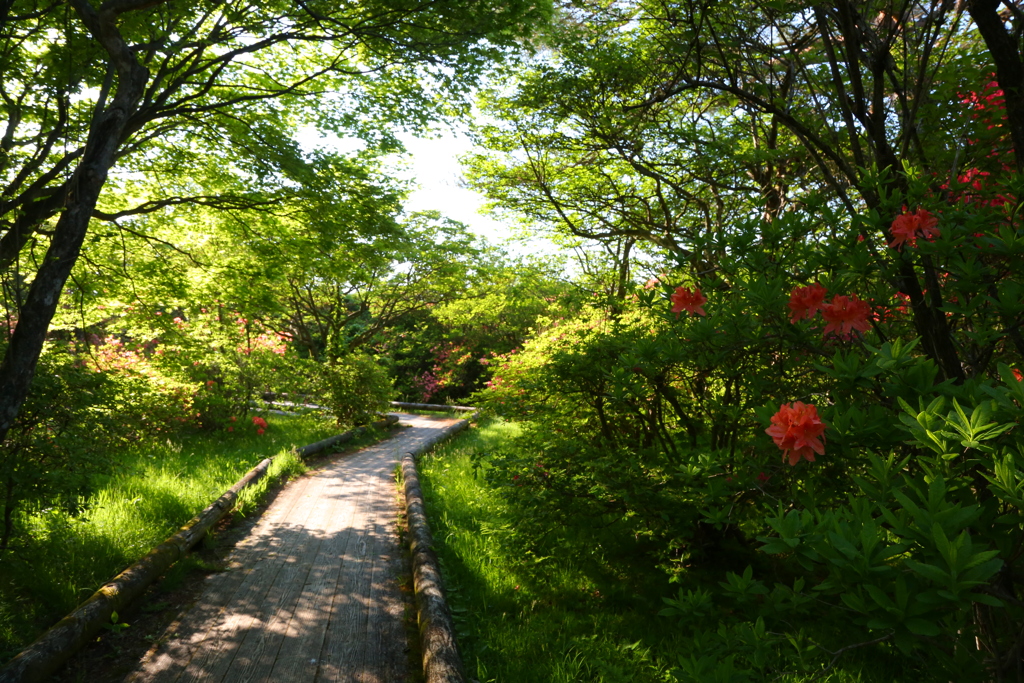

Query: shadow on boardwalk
(124, 413), (460, 683)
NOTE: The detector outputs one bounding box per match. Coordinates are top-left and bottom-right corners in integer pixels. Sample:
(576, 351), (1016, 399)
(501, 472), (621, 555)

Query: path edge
(401, 414), (473, 683)
(0, 414), (399, 683)
(391, 401), (476, 413)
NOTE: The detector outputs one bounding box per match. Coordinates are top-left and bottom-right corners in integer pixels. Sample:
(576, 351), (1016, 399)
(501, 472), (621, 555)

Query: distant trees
(0, 0), (551, 444)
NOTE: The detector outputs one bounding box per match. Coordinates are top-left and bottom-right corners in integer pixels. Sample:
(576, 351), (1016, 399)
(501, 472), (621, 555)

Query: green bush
(0, 343), (195, 551)
(474, 193), (1024, 679)
(314, 352), (394, 428)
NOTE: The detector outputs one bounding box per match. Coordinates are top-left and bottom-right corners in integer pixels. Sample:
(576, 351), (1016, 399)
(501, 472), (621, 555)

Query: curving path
(124, 413), (461, 683)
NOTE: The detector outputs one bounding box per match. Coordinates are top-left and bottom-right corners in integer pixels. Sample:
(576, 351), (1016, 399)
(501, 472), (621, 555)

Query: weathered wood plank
(134, 468), (336, 683)
(316, 455), (397, 683)
(208, 467), (349, 683)
(358, 485), (408, 682)
(173, 465), (345, 683)
(128, 415), (466, 683)
(261, 456), (383, 683)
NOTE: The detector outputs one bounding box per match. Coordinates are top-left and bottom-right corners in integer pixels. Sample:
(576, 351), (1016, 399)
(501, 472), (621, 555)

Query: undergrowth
(418, 419), (907, 683)
(418, 418), (676, 683)
(0, 412), (351, 658)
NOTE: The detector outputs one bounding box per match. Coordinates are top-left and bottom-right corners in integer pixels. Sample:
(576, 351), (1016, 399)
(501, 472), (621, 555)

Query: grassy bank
(417, 418), (679, 683)
(0, 413), (370, 658)
(417, 419), (907, 683)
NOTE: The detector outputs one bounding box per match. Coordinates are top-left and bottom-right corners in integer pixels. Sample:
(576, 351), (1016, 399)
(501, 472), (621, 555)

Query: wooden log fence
(401, 413), (474, 683)
(0, 415), (399, 683)
(390, 401), (476, 413)
(298, 413), (398, 457)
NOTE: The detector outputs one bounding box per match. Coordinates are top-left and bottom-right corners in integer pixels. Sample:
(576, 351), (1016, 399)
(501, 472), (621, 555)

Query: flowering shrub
(252, 416), (268, 435)
(0, 345), (183, 547)
(888, 208), (940, 249)
(787, 283), (827, 322)
(765, 402), (826, 465)
(669, 286), (707, 316)
(474, 160), (1024, 677)
(820, 294), (872, 337)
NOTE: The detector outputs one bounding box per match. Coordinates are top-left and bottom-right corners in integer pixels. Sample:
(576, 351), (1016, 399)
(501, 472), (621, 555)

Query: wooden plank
(128, 415), (468, 683)
(357, 477), (408, 682)
(269, 445), (392, 682)
(173, 466), (344, 683)
(134, 468), (337, 683)
(314, 452), (398, 682)
(225, 453), (380, 683)
(196, 466), (347, 683)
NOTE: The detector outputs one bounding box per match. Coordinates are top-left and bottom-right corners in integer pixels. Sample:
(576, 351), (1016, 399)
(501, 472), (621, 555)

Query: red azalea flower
(787, 283), (828, 323)
(257, 428), (265, 436)
(821, 294), (872, 337)
(766, 402), (826, 466)
(252, 416), (268, 429)
(670, 286), (707, 316)
(1014, 368), (1023, 382)
(889, 208), (940, 250)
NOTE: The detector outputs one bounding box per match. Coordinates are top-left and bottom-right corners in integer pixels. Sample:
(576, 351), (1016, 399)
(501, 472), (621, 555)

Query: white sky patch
(296, 124), (556, 258)
(295, 126), (367, 155)
(391, 130), (559, 259)
(392, 131), (511, 242)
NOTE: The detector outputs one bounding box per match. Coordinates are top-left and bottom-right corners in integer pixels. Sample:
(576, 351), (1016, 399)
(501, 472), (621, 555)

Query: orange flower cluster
(670, 286), (707, 316)
(252, 415), (268, 435)
(821, 294), (872, 337)
(788, 285), (871, 339)
(766, 402), (827, 466)
(889, 208), (940, 250)
(787, 283), (827, 323)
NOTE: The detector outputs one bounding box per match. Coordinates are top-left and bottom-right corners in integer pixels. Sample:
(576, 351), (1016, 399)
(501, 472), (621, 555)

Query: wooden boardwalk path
(125, 413), (460, 683)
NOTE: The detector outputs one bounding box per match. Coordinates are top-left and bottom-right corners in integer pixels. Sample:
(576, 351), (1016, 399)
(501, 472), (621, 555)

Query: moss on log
(402, 417), (471, 683)
(0, 457), (274, 683)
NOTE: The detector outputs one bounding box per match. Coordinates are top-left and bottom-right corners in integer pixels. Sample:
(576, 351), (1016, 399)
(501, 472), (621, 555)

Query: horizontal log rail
(390, 401), (476, 413)
(401, 414), (474, 683)
(0, 415), (399, 683)
(298, 414), (398, 457)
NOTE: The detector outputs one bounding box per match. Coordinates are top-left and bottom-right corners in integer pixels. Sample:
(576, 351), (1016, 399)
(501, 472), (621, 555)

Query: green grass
(417, 419), (908, 683)
(418, 418), (677, 683)
(0, 412), (373, 658)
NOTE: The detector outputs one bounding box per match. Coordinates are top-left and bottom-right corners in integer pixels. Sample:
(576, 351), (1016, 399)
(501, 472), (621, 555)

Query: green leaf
(905, 559), (950, 585)
(904, 618), (940, 636)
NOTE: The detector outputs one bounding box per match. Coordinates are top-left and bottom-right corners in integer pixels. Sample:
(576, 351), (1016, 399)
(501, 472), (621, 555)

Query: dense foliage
(5, 0), (1024, 679)
(0, 0), (556, 552)
(463, 0), (1024, 679)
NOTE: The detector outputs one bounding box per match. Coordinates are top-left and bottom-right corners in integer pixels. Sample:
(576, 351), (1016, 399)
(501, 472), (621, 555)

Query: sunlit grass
(418, 418), (675, 683)
(418, 419), (903, 683)
(0, 412), (355, 657)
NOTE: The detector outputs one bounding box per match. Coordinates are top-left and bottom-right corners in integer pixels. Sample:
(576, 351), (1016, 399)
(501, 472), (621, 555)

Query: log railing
(0, 414), (399, 683)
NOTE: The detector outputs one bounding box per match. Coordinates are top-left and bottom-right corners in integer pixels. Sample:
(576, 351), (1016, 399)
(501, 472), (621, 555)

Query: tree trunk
(968, 0), (1024, 174)
(0, 1), (150, 443)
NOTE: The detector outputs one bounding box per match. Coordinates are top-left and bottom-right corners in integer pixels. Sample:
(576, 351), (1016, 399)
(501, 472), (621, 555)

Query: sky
(391, 130), (528, 248)
(298, 125), (553, 256)
(394, 130), (567, 260)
